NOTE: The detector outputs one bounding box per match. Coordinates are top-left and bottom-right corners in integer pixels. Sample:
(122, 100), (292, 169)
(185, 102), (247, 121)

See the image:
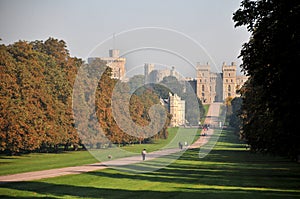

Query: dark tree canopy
(233, 0), (300, 159)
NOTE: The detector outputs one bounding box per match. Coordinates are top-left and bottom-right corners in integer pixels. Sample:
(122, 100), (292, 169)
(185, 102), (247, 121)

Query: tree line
(230, 0), (299, 160)
(0, 38), (171, 155)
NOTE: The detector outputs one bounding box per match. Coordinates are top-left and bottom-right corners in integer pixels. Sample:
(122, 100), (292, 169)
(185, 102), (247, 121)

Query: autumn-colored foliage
(0, 38), (170, 155)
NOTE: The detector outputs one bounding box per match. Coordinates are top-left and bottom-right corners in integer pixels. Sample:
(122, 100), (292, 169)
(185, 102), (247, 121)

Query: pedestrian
(179, 142), (183, 149)
(142, 149), (147, 161)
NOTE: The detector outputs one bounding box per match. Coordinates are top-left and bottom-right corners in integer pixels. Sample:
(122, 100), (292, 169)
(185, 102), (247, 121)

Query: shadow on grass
(0, 195), (55, 199)
(1, 130), (300, 199)
(84, 149), (300, 189)
(1, 181), (300, 199)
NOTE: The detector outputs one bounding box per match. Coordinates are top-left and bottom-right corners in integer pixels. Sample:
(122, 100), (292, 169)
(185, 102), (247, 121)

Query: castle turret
(196, 62), (211, 103)
(222, 62), (237, 101)
(88, 49), (126, 80)
(144, 63), (154, 83)
(169, 93), (185, 127)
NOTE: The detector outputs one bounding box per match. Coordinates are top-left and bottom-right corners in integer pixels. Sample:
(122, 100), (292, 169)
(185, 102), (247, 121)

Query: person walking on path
(142, 149), (147, 161)
(178, 142), (183, 149)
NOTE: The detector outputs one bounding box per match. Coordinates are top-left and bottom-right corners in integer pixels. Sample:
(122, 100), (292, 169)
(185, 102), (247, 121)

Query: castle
(196, 62), (248, 103)
(88, 49), (126, 80)
(167, 93), (186, 127)
(144, 64), (183, 83)
(87, 49), (247, 104)
(88, 49), (247, 126)
(145, 62), (248, 104)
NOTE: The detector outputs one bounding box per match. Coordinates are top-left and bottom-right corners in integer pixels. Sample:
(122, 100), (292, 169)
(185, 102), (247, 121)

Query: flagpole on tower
(113, 32), (115, 49)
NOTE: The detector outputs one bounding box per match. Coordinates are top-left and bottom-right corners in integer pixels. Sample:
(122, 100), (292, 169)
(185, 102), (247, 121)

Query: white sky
(0, 0), (250, 77)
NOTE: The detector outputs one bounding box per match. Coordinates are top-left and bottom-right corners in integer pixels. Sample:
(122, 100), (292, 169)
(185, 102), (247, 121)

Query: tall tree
(0, 38), (82, 154)
(233, 0), (300, 158)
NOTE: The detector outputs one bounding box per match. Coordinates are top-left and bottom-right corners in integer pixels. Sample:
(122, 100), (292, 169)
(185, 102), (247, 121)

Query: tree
(161, 76), (184, 97)
(233, 0), (300, 159)
(131, 87), (171, 141)
(181, 92), (205, 126)
(0, 38), (82, 154)
(128, 75), (145, 93)
(228, 97), (243, 131)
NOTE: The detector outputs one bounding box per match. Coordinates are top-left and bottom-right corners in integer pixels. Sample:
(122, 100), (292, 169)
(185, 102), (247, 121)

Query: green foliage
(127, 74), (145, 93)
(181, 92), (205, 125)
(132, 75), (205, 126)
(233, 0), (300, 158)
(228, 97), (243, 131)
(161, 75), (184, 97)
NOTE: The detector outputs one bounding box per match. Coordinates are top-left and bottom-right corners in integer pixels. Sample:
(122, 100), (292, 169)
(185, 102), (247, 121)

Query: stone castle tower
(169, 93), (185, 127)
(196, 62), (222, 103)
(196, 62), (248, 103)
(222, 62), (237, 101)
(88, 49), (126, 80)
(144, 63), (154, 83)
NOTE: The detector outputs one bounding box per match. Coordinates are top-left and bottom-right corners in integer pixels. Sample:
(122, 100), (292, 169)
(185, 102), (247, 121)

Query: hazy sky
(0, 0), (250, 77)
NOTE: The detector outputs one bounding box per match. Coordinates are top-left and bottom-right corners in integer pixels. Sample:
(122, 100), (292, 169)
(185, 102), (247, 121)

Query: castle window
(229, 73), (231, 77)
(202, 85), (205, 91)
(228, 85), (231, 92)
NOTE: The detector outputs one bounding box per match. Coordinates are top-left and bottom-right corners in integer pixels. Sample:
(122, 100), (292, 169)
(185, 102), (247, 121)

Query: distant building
(168, 93), (185, 127)
(144, 64), (182, 83)
(196, 62), (248, 103)
(88, 49), (126, 80)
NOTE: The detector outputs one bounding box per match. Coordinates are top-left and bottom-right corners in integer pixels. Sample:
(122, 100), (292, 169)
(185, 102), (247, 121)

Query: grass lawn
(0, 127), (201, 175)
(0, 151), (97, 176)
(201, 104), (210, 124)
(122, 127), (201, 153)
(1, 128), (299, 199)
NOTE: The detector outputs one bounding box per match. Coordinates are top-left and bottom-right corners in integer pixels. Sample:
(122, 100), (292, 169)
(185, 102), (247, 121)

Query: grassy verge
(0, 127), (201, 175)
(201, 104), (210, 124)
(1, 129), (299, 199)
(0, 151), (97, 176)
(122, 127), (201, 153)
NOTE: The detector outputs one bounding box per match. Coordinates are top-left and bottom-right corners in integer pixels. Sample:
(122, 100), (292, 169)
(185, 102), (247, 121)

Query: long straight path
(0, 103), (222, 183)
(188, 102), (221, 149)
